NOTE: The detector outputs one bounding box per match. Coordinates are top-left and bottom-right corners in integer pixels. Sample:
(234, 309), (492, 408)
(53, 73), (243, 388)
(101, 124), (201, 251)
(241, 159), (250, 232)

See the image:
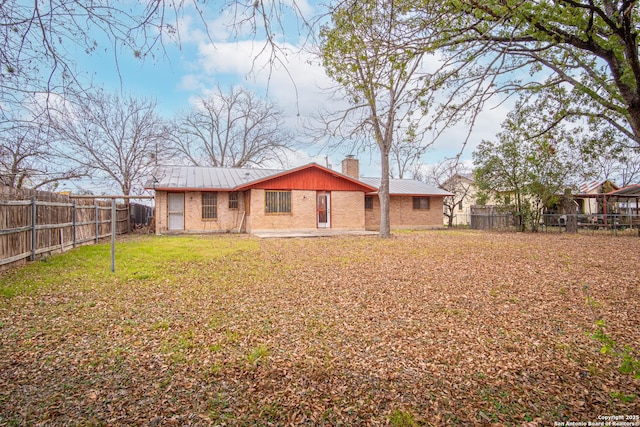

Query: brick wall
(330, 191), (365, 230)
(156, 188), (374, 233)
(364, 196), (379, 231)
(249, 189), (317, 231)
(365, 195), (446, 230)
(390, 196), (444, 229)
(154, 190), (246, 234)
(183, 191), (245, 232)
(155, 191), (167, 233)
(248, 189), (366, 232)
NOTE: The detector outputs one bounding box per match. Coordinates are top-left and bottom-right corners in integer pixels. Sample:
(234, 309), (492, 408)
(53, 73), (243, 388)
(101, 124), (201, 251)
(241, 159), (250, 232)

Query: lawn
(0, 231), (639, 426)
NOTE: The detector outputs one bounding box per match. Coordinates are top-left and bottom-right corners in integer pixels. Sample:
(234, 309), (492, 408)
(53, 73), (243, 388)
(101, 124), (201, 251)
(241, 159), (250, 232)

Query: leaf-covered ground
(0, 231), (639, 426)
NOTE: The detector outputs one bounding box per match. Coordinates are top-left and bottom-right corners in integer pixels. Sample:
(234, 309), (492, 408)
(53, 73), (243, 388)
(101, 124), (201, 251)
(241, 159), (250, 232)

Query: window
(458, 201), (463, 211)
(229, 192), (239, 209)
(413, 197), (430, 210)
(364, 196), (373, 210)
(202, 193), (218, 219)
(265, 191), (291, 214)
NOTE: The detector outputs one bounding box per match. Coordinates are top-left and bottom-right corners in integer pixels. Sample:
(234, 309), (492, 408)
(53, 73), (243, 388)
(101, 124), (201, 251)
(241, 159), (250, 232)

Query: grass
(0, 235), (258, 298)
(389, 409), (417, 426)
(247, 344), (270, 366)
(0, 231), (639, 426)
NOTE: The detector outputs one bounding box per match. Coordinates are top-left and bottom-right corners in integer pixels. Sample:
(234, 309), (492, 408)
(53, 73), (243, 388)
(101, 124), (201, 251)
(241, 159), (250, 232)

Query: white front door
(317, 192), (330, 228)
(167, 193), (184, 231)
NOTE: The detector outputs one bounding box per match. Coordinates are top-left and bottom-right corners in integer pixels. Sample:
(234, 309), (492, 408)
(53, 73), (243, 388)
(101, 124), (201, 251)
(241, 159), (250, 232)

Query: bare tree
(421, 158), (474, 228)
(170, 86), (294, 168)
(0, 1), (179, 120)
(619, 148), (640, 187)
(0, 1), (313, 125)
(0, 119), (84, 189)
(389, 124), (432, 179)
(319, 0), (441, 238)
(579, 135), (640, 187)
(49, 91), (167, 196)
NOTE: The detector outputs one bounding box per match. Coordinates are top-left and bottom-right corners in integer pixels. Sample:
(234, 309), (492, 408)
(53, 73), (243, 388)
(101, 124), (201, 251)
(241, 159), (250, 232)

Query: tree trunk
(562, 189), (578, 233)
(379, 149), (391, 238)
(516, 193), (525, 232)
(447, 208), (454, 228)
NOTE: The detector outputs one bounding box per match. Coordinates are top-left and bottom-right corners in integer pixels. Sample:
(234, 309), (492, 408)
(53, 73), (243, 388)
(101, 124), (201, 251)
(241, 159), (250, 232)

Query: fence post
(95, 204), (99, 243)
(111, 199), (116, 273)
(31, 196), (36, 261)
(72, 202), (77, 248)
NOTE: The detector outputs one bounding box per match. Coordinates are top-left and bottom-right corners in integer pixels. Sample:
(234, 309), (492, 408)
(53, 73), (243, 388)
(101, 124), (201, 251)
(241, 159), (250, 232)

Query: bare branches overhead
(48, 91), (167, 196)
(168, 85), (295, 168)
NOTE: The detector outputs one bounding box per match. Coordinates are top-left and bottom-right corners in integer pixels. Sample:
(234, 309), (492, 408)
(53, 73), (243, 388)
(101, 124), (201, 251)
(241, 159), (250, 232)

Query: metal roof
(146, 165), (284, 190)
(146, 165), (453, 196)
(607, 183), (640, 198)
(359, 177), (454, 196)
(577, 179), (619, 194)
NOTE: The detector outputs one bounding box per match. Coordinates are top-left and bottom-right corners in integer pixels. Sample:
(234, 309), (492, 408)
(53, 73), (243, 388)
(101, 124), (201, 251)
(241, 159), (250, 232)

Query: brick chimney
(341, 155), (359, 178)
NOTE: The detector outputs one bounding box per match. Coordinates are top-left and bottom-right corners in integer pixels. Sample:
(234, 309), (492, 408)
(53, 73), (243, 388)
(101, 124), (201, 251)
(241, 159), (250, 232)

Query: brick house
(146, 157), (451, 234)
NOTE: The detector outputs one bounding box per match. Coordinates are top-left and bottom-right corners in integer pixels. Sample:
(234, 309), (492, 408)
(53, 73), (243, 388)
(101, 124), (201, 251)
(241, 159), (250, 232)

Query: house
(574, 180), (620, 215)
(440, 173), (479, 226)
(358, 177), (451, 231)
(608, 184), (640, 216)
(145, 157), (451, 234)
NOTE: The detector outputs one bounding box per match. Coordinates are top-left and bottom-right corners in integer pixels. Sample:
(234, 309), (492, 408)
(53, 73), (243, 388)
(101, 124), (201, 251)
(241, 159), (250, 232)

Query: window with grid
(364, 196), (373, 210)
(413, 197), (430, 210)
(265, 191), (291, 214)
(202, 193), (218, 219)
(229, 192), (239, 209)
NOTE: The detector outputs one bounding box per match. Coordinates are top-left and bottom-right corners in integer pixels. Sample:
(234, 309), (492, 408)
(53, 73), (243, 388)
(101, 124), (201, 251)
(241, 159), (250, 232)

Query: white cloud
(183, 38), (336, 119)
(176, 29), (512, 175)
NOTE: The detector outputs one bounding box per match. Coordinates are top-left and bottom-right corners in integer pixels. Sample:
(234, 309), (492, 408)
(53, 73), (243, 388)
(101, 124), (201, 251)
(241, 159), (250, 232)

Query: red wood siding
(243, 167), (371, 191)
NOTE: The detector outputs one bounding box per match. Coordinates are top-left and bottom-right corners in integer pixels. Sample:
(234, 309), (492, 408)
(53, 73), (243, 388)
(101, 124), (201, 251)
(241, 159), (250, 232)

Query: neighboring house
(574, 180), (620, 214)
(145, 157), (451, 234)
(608, 184), (640, 217)
(440, 173), (479, 226)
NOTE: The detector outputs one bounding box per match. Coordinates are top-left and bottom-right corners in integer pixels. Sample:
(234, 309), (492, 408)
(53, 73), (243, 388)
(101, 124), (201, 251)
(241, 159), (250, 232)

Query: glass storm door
(167, 193), (184, 230)
(317, 192), (330, 228)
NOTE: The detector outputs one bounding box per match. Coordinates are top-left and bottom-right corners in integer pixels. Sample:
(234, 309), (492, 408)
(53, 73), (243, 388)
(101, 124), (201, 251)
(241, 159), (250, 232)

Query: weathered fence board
(0, 186), (129, 271)
(470, 206), (516, 230)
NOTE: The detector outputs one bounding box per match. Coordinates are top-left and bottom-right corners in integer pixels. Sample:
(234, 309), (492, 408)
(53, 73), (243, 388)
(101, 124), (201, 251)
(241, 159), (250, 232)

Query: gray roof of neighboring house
(146, 164), (453, 196)
(147, 165), (284, 190)
(359, 177), (454, 196)
(607, 183), (640, 198)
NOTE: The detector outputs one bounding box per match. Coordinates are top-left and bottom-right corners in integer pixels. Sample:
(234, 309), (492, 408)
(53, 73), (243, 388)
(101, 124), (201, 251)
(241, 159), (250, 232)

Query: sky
(65, 1), (513, 192)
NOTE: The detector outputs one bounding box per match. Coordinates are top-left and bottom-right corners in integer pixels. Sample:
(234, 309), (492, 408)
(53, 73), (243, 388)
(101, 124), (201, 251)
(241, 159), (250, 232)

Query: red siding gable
(236, 164), (375, 192)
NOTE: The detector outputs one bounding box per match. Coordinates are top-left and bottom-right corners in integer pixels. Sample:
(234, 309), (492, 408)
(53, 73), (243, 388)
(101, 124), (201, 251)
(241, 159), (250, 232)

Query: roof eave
(366, 192), (454, 197)
(234, 163), (377, 192)
(150, 187), (236, 192)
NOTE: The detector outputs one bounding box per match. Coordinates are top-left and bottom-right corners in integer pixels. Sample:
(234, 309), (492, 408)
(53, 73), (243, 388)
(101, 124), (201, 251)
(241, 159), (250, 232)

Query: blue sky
(71, 1), (512, 183)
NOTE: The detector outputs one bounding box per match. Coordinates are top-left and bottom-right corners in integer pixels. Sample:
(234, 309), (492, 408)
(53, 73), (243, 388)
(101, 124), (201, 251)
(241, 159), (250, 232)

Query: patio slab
(252, 230), (379, 238)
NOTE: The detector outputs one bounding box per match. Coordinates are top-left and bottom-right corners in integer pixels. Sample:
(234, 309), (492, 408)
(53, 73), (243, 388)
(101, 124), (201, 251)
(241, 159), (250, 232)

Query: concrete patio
(251, 230), (379, 238)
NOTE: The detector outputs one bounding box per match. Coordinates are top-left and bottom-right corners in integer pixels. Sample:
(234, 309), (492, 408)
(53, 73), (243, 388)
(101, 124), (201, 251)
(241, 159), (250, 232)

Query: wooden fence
(0, 186), (128, 271)
(470, 205), (516, 231)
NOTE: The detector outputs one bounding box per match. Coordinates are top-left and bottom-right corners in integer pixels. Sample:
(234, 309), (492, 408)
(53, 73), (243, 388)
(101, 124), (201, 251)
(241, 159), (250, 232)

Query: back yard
(0, 231), (639, 426)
